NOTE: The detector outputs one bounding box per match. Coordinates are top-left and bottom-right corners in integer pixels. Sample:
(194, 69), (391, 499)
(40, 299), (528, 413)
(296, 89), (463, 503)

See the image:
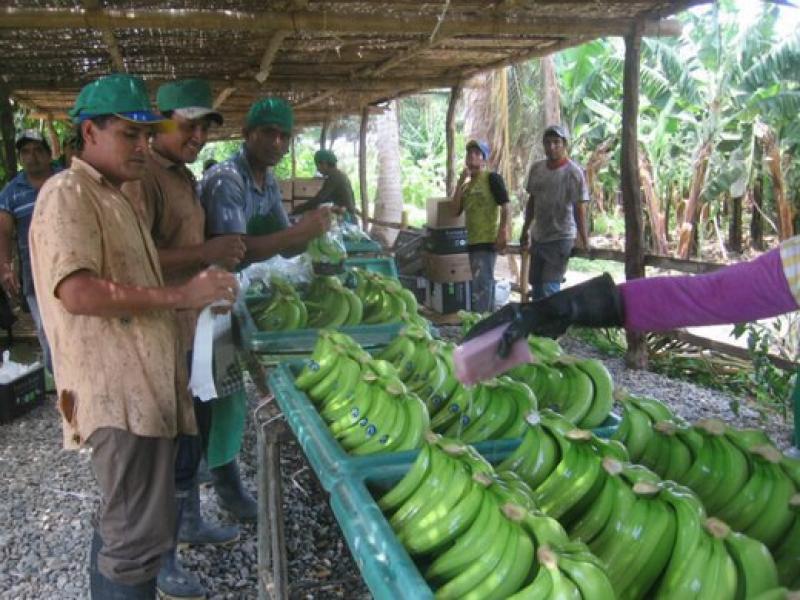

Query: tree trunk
(755, 122), (794, 240)
(727, 193), (742, 254)
(359, 106), (369, 230)
(445, 82), (462, 197)
(677, 138), (713, 258)
(664, 183), (673, 243)
(585, 139), (614, 214)
(751, 179), (765, 251)
(464, 70), (508, 176)
(0, 86), (17, 182)
(541, 55), (562, 129)
(638, 150), (668, 255)
(371, 101), (403, 246)
(622, 30), (647, 370)
(319, 119), (328, 149)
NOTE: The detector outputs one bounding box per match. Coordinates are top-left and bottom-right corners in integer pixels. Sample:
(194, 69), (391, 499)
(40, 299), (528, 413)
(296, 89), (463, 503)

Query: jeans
(468, 249), (496, 313)
(532, 281), (562, 301)
(25, 293), (52, 372)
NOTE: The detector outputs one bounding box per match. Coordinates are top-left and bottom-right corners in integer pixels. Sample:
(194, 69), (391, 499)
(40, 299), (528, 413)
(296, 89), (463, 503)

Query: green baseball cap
(314, 149), (337, 166)
(69, 74), (164, 125)
(245, 97), (293, 133)
(156, 79), (223, 125)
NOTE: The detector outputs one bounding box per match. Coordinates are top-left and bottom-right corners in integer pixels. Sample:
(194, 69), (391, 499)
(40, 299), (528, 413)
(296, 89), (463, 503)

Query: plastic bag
(0, 350), (40, 384)
(307, 214), (347, 274)
(239, 254), (313, 296)
(341, 220), (372, 242)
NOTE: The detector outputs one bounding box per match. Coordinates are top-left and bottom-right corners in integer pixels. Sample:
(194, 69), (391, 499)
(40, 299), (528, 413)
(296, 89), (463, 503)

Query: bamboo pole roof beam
(0, 8), (684, 38)
(81, 0), (125, 72)
(255, 30), (290, 84)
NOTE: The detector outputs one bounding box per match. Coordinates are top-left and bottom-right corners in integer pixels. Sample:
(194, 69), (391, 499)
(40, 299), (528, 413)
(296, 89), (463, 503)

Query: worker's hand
(0, 262), (20, 299)
(202, 235), (247, 271)
(573, 236), (588, 252)
(457, 168), (469, 186)
(495, 229), (508, 254)
(295, 205), (334, 240)
(179, 267), (239, 309)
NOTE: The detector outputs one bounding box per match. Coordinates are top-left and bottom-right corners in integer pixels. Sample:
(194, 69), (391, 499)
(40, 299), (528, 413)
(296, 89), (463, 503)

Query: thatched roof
(0, 1), (703, 136)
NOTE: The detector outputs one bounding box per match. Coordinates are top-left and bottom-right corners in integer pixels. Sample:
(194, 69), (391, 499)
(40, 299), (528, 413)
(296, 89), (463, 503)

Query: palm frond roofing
(0, 1), (707, 137)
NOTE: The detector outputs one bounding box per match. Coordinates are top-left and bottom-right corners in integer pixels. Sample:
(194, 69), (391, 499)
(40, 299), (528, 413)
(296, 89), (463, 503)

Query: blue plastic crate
(266, 360), (619, 490)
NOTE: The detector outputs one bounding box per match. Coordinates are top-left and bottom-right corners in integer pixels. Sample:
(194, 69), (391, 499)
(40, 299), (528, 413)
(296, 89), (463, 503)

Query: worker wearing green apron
(199, 97), (333, 521)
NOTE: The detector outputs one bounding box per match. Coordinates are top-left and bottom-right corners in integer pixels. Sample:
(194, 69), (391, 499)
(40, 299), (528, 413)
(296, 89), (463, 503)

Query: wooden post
(621, 26), (647, 369)
(0, 87), (17, 182)
(445, 82), (461, 197)
(319, 118), (328, 150)
(359, 106), (369, 230)
(290, 136), (296, 179)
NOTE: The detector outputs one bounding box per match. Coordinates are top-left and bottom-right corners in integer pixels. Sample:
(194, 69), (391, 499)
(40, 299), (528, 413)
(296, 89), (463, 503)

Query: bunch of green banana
(507, 543), (616, 600)
(532, 357), (615, 428)
(249, 277), (309, 331)
(773, 493), (800, 588)
(303, 275), (364, 328)
(611, 392), (680, 462)
(294, 331), (429, 454)
(307, 230), (347, 265)
(345, 268), (427, 327)
(428, 376), (538, 443)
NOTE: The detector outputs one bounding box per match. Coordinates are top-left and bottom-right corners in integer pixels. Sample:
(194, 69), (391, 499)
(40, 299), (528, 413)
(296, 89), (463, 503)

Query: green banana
(389, 445), (455, 530)
(568, 457), (623, 544)
(715, 517), (780, 600)
(378, 440), (432, 512)
(774, 494), (800, 587)
(574, 358), (614, 429)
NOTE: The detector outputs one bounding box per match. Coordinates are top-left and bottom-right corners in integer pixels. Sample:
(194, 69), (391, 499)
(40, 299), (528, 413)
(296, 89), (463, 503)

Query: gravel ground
(0, 333), (794, 599)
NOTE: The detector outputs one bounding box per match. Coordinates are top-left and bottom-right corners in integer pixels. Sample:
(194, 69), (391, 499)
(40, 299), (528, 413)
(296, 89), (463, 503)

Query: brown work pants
(87, 427), (177, 585)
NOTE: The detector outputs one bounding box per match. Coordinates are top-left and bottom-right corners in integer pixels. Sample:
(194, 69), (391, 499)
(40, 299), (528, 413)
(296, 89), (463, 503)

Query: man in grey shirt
(521, 125), (589, 300)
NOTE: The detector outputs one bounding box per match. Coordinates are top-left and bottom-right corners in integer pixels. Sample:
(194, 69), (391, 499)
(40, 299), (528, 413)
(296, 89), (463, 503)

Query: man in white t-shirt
(521, 125), (589, 299)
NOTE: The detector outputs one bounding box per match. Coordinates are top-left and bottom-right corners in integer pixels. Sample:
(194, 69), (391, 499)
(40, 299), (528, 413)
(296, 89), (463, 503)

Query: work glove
(463, 274), (625, 358)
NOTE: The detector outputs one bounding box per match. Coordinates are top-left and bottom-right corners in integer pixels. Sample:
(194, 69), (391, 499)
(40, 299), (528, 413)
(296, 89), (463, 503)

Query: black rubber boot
(210, 460), (257, 523)
(156, 495), (207, 599)
(195, 458), (212, 487)
(178, 479), (240, 547)
(156, 546), (206, 600)
(89, 530), (157, 599)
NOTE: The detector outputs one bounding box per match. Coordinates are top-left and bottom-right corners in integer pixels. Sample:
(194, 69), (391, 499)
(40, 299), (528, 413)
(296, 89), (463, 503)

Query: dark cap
(465, 139), (490, 159)
(15, 129), (50, 153)
(543, 124), (569, 142)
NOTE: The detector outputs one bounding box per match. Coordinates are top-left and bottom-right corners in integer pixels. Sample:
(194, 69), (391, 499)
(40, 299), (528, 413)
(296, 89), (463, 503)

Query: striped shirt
(0, 168), (61, 295)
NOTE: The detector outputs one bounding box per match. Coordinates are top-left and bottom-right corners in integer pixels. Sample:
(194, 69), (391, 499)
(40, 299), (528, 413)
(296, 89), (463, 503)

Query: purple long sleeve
(620, 248), (799, 332)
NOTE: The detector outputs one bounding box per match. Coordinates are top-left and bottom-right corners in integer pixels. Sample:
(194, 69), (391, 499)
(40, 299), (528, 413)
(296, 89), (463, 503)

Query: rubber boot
(178, 479), (240, 546)
(210, 460), (257, 523)
(89, 530), (157, 599)
(156, 495), (207, 599)
(156, 546), (206, 600)
(195, 458), (212, 487)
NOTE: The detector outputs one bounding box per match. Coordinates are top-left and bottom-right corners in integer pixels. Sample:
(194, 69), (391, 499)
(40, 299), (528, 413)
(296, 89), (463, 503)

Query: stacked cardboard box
(424, 198), (471, 313)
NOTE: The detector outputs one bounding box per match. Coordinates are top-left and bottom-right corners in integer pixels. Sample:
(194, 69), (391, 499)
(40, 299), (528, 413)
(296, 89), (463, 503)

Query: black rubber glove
(463, 274), (625, 358)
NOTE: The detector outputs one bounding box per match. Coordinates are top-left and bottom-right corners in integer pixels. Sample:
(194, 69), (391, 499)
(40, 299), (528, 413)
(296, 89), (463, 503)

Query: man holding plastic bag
(198, 97), (333, 522)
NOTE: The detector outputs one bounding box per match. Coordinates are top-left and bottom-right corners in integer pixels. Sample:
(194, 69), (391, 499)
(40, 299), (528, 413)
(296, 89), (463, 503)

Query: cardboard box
(424, 226), (468, 254)
(426, 281), (472, 314)
(278, 179), (293, 200)
(293, 177), (324, 199)
(424, 252), (472, 283)
(426, 197), (465, 229)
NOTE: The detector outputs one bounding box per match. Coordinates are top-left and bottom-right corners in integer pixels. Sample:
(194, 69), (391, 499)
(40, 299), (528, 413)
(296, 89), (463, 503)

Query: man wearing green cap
(293, 148), (356, 220)
(124, 78), (245, 599)
(199, 97), (332, 520)
(29, 73), (239, 599)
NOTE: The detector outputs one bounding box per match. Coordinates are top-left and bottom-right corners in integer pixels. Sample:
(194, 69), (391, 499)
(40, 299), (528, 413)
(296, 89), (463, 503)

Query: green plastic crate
(266, 360), (618, 490)
(344, 239), (383, 254)
(345, 256), (398, 278)
(235, 298), (403, 355)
